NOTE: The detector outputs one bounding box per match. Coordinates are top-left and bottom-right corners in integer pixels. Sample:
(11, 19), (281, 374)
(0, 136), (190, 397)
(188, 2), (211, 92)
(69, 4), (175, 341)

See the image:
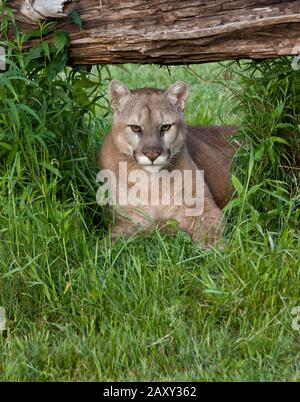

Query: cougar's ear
(165, 81), (188, 112)
(109, 80), (131, 111)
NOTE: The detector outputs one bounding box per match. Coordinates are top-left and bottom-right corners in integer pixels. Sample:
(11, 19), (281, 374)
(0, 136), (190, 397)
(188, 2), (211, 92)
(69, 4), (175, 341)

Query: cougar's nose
(143, 147), (162, 162)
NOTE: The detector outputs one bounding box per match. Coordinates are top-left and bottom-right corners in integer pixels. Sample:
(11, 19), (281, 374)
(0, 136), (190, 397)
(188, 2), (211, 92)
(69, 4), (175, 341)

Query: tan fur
(99, 80), (237, 247)
(186, 124), (237, 209)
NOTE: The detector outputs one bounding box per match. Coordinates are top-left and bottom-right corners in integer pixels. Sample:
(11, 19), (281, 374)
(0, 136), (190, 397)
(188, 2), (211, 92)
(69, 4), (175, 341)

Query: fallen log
(7, 1), (300, 65)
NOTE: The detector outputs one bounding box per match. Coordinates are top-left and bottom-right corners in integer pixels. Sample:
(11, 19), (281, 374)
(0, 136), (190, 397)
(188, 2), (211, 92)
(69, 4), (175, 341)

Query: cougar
(98, 80), (236, 247)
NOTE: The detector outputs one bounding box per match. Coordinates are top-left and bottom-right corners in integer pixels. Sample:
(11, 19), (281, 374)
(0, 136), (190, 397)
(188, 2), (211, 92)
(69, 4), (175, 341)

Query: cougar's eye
(161, 124), (172, 134)
(129, 125), (142, 134)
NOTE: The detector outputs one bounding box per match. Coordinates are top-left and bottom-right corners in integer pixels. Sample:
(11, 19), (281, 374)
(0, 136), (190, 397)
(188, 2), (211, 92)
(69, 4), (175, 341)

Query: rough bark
(7, 0), (300, 65)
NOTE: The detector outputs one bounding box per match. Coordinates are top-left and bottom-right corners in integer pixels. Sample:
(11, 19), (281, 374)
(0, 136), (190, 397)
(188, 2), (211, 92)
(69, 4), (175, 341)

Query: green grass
(0, 12), (299, 380)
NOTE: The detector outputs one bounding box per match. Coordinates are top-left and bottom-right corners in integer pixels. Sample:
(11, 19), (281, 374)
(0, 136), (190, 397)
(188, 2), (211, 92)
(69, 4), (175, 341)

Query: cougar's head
(109, 80), (188, 173)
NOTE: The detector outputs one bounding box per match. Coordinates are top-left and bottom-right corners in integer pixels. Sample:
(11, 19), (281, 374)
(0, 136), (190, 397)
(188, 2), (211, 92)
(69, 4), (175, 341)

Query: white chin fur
(142, 165), (163, 174)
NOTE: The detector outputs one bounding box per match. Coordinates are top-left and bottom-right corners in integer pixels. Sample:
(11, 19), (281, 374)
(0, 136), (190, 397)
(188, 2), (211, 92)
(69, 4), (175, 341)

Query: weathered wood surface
(18, 0), (74, 21)
(7, 1), (300, 65)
